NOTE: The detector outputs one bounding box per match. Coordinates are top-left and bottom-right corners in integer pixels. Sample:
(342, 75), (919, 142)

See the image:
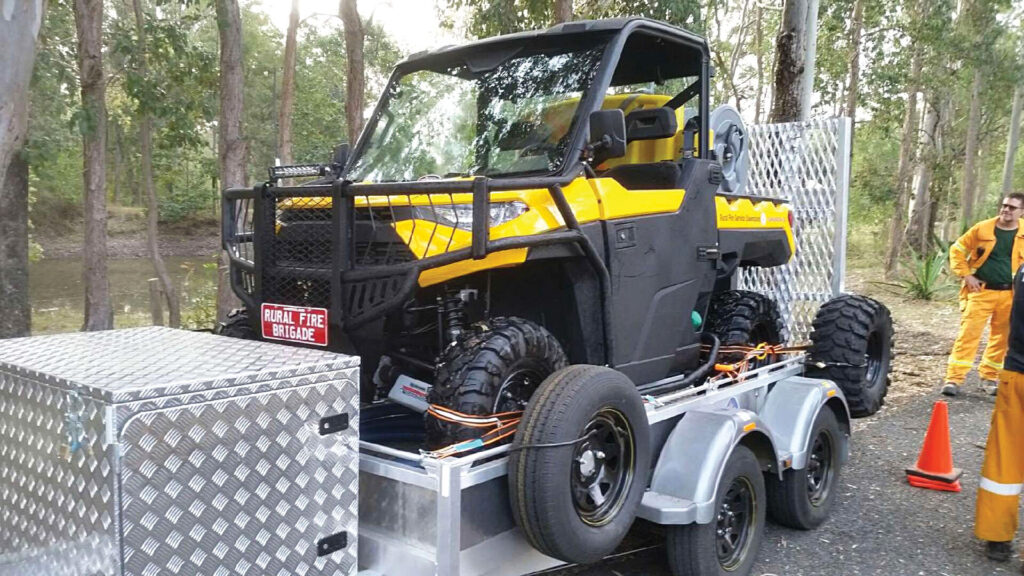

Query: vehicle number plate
(261, 303), (328, 346)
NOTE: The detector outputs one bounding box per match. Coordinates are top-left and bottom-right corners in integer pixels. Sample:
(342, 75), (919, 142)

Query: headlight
(413, 201), (528, 231)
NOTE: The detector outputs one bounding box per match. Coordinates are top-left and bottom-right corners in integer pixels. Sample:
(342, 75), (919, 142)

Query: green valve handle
(691, 310), (702, 330)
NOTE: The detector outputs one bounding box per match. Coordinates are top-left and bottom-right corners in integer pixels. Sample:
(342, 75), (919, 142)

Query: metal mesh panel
(738, 117), (851, 343)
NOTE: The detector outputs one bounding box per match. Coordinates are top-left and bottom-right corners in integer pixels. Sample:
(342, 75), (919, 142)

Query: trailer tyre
(426, 317), (567, 449)
(216, 308), (260, 340)
(666, 445), (766, 576)
(766, 408), (842, 529)
(806, 295), (893, 417)
(509, 365), (650, 564)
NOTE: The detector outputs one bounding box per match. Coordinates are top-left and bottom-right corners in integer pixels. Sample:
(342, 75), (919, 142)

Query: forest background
(0, 0), (1023, 337)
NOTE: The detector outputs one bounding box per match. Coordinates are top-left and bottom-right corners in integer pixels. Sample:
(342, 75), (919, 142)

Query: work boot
(980, 379), (999, 396)
(985, 540), (1011, 562)
(941, 382), (960, 397)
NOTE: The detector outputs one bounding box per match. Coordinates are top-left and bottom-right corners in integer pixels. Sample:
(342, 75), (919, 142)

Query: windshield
(347, 43), (606, 182)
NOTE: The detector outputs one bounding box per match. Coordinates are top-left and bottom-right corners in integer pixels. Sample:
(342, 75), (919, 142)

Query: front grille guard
(222, 173), (615, 362)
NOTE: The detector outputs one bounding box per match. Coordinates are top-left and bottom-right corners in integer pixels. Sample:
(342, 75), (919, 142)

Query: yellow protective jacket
(950, 217), (1024, 304)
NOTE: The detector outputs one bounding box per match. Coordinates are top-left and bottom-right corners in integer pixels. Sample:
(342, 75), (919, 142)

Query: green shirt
(974, 226), (1017, 285)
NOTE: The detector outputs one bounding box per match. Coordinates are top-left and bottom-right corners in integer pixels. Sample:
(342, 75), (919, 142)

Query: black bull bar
(222, 174), (615, 361)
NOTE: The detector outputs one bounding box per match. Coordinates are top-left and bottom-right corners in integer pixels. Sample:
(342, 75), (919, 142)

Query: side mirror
(332, 143), (350, 175)
(589, 109), (626, 166)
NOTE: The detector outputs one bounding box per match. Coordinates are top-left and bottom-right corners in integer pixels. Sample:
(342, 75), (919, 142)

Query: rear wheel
(425, 317), (567, 449)
(706, 290), (785, 367)
(766, 408), (843, 529)
(666, 445), (766, 576)
(805, 295), (893, 417)
(509, 365), (651, 565)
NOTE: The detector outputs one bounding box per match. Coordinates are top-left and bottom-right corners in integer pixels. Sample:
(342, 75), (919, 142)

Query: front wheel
(666, 445), (766, 576)
(215, 308), (259, 340)
(766, 408), (843, 529)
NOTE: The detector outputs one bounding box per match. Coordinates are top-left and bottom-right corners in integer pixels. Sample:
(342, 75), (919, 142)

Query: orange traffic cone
(906, 400), (962, 492)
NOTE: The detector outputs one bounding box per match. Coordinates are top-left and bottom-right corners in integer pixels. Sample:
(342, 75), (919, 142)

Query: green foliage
(892, 250), (953, 301)
(441, 0), (701, 39)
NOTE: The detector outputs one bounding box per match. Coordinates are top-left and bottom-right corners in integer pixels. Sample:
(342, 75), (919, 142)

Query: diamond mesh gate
(738, 117), (852, 344)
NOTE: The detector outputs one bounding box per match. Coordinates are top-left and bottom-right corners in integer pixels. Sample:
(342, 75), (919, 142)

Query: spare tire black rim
(807, 430), (834, 506)
(865, 330), (883, 385)
(717, 476), (755, 569)
(571, 408), (635, 527)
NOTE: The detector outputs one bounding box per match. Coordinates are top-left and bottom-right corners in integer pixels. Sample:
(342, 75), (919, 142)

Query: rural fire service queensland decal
(261, 303), (328, 346)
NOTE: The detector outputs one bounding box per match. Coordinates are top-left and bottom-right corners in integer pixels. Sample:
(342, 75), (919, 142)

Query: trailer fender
(638, 408), (777, 525)
(760, 375), (851, 471)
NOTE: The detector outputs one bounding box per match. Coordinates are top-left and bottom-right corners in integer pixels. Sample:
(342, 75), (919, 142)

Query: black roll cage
(222, 18), (713, 368)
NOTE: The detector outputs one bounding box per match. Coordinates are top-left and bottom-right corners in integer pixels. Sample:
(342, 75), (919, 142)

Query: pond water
(30, 256), (219, 334)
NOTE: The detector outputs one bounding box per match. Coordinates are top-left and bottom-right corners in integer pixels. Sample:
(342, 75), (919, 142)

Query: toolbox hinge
(317, 531), (348, 556)
(319, 413), (350, 435)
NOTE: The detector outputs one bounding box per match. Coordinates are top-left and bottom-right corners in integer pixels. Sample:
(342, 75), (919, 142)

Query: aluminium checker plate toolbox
(0, 327), (360, 576)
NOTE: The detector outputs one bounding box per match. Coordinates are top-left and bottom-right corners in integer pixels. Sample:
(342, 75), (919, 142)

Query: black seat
(602, 161), (681, 190)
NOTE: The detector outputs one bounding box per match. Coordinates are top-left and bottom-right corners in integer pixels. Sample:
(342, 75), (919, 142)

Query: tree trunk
(883, 48), (922, 276)
(754, 5), (764, 123)
(554, 0), (572, 23)
(906, 98), (940, 253)
(844, 0), (863, 122)
(340, 0), (365, 144)
(0, 0), (43, 338)
(0, 152), (30, 338)
(960, 68), (983, 227)
(769, 0), (808, 123)
(1002, 85), (1022, 196)
(798, 0), (819, 117)
(278, 0), (300, 165)
(215, 0), (246, 323)
(132, 0), (180, 328)
(75, 0), (112, 331)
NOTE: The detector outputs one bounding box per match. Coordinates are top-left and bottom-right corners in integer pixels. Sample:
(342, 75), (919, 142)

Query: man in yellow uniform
(943, 193), (1024, 397)
(975, 252), (1024, 562)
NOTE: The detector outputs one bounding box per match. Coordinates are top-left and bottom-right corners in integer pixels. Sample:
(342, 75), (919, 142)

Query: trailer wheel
(509, 365), (650, 564)
(806, 295), (893, 417)
(216, 308), (259, 340)
(425, 317), (567, 449)
(666, 445), (766, 576)
(766, 408), (842, 529)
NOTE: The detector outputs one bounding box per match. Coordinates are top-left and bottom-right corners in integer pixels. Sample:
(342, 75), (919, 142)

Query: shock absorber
(442, 293), (468, 344)
(439, 288), (478, 345)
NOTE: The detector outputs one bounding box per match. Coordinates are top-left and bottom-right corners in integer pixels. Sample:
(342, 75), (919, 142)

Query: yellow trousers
(976, 370), (1024, 542)
(945, 289), (1013, 384)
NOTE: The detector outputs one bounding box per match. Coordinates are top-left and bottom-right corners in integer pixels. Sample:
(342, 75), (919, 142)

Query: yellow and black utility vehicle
(221, 17), (891, 573)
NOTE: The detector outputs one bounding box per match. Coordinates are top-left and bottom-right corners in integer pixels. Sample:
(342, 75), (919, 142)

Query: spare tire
(805, 294), (893, 417)
(509, 365), (650, 565)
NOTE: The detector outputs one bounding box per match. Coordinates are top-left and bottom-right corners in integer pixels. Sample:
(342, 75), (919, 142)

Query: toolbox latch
(319, 413), (350, 435)
(316, 531), (348, 556)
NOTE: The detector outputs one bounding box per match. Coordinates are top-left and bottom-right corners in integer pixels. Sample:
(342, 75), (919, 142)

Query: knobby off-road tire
(806, 295), (893, 417)
(706, 290), (785, 369)
(215, 308), (260, 340)
(766, 408), (843, 529)
(666, 445), (766, 576)
(425, 317), (567, 449)
(509, 365), (651, 565)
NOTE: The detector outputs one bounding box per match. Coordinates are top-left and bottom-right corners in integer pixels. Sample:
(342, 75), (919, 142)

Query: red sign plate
(261, 303), (329, 347)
